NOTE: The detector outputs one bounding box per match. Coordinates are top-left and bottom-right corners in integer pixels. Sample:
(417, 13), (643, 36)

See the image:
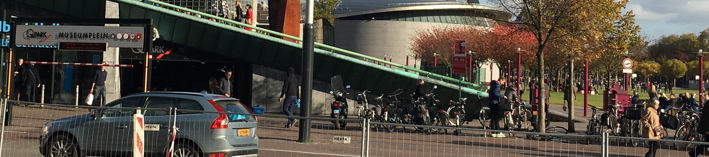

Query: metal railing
(3, 99), (709, 156)
(114, 0), (488, 93)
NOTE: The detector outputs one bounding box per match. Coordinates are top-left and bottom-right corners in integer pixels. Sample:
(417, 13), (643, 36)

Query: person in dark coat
(413, 79), (428, 100)
(488, 78), (507, 137)
(278, 68), (299, 128)
(689, 94), (709, 156)
(632, 91), (640, 107)
(658, 93), (669, 111)
(21, 63), (41, 103)
(13, 58), (25, 101)
(504, 83), (518, 103)
(219, 70), (234, 97)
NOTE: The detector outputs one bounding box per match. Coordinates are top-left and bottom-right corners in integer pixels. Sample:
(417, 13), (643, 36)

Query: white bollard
(133, 108), (144, 157)
(41, 84), (45, 105)
(75, 85), (79, 108)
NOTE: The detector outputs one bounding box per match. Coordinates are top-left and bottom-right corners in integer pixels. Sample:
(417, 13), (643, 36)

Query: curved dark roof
(335, 1), (511, 21)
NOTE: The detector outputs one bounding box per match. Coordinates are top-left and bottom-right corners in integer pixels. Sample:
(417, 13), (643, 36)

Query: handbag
(85, 93), (94, 106)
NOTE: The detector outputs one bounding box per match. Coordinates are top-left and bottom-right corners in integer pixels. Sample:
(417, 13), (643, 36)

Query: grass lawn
(518, 87), (700, 108)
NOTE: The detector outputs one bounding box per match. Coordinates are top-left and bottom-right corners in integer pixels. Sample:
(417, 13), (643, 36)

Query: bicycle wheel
(479, 108), (490, 129)
(674, 125), (689, 149)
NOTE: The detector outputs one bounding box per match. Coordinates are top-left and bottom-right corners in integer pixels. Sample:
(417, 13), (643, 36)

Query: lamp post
(468, 51), (474, 83)
(698, 49), (706, 105)
(507, 60), (511, 81)
(516, 48), (524, 101)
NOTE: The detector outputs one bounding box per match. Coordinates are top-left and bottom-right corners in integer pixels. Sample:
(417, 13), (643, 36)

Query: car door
(142, 96), (174, 154)
(82, 97), (144, 154)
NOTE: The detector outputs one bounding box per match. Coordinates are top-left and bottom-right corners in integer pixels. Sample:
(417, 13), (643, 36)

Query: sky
(479, 0), (709, 42)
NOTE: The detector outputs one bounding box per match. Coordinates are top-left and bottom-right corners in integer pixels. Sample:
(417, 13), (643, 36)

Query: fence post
(75, 85), (79, 108)
(601, 132), (608, 157)
(0, 99), (7, 157)
(360, 117), (367, 157)
(40, 84), (45, 106)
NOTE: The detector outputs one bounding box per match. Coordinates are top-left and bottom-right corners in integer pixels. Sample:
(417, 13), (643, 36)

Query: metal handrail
(120, 0), (486, 92)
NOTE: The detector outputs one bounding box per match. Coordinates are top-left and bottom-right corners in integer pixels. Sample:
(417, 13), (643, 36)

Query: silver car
(39, 92), (258, 157)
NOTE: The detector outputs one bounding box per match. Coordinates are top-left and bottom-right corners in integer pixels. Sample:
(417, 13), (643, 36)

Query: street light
(468, 51), (475, 83)
(433, 53), (437, 66)
(697, 49), (706, 105)
(516, 48), (524, 102)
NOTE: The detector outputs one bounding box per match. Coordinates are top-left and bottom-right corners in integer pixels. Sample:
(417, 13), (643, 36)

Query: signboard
(59, 42), (107, 51)
(452, 40), (466, 74)
(14, 25), (145, 49)
(622, 58), (633, 69)
(622, 69), (632, 74)
(1, 21), (10, 47)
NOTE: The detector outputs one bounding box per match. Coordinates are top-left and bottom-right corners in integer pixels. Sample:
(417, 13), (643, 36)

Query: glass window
(215, 100), (253, 121)
(143, 97), (174, 116)
(177, 99), (204, 114)
(102, 97), (143, 117)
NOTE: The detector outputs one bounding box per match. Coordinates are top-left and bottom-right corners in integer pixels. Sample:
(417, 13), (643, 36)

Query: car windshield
(215, 100), (252, 121)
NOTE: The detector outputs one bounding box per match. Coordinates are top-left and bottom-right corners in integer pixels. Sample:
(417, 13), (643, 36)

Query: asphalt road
(0, 104), (696, 157)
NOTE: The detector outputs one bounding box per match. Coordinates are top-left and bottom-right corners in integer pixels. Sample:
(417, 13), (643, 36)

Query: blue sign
(1, 21), (9, 33)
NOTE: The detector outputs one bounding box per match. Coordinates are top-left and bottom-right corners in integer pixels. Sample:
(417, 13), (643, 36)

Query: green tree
(660, 59), (687, 80)
(314, 0), (339, 25)
(686, 60), (709, 78)
(633, 61), (660, 80)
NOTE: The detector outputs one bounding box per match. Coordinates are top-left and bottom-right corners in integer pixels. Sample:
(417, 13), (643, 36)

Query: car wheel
(173, 143), (201, 157)
(46, 134), (81, 157)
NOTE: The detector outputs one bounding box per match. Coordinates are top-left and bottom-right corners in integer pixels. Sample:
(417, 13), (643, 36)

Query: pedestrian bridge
(13, 0), (489, 114)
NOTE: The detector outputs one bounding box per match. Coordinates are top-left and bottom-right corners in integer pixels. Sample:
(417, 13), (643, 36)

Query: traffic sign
(622, 58), (633, 69)
(623, 69), (632, 74)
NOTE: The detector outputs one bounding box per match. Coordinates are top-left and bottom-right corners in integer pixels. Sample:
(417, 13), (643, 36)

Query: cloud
(627, 4), (678, 21)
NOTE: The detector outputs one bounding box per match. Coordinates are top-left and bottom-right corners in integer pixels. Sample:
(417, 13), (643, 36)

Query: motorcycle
(329, 75), (349, 129)
(371, 89), (403, 132)
(530, 101), (550, 131)
(330, 89), (348, 129)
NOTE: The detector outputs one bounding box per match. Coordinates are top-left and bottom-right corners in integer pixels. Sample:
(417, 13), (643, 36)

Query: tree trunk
(538, 46), (546, 133)
(567, 59), (575, 132)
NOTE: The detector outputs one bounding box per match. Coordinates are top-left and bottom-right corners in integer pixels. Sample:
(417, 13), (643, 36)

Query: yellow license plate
(238, 129), (250, 136)
(533, 111), (538, 116)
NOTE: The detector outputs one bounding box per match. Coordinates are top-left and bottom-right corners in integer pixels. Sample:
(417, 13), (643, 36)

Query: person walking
(488, 78), (507, 137)
(642, 99), (663, 157)
(21, 62), (40, 103)
(244, 4), (253, 31)
(690, 94), (709, 156)
(13, 58), (25, 102)
(232, 1), (243, 22)
(219, 69), (234, 97)
(278, 68), (299, 128)
(90, 63), (108, 106)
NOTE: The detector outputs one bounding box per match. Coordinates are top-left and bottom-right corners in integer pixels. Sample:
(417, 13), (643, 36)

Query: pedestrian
(245, 4), (253, 31)
(689, 94), (709, 157)
(488, 78), (507, 138)
(648, 85), (658, 100)
(216, 0), (230, 18)
(12, 58), (25, 102)
(219, 69), (234, 97)
(207, 77), (223, 94)
(668, 83), (673, 93)
(668, 93), (677, 110)
(21, 62), (40, 103)
(232, 1), (244, 22)
(632, 91), (640, 107)
(659, 93), (669, 111)
(642, 99), (663, 157)
(278, 67), (299, 128)
(90, 63), (107, 106)
(689, 93), (700, 111)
